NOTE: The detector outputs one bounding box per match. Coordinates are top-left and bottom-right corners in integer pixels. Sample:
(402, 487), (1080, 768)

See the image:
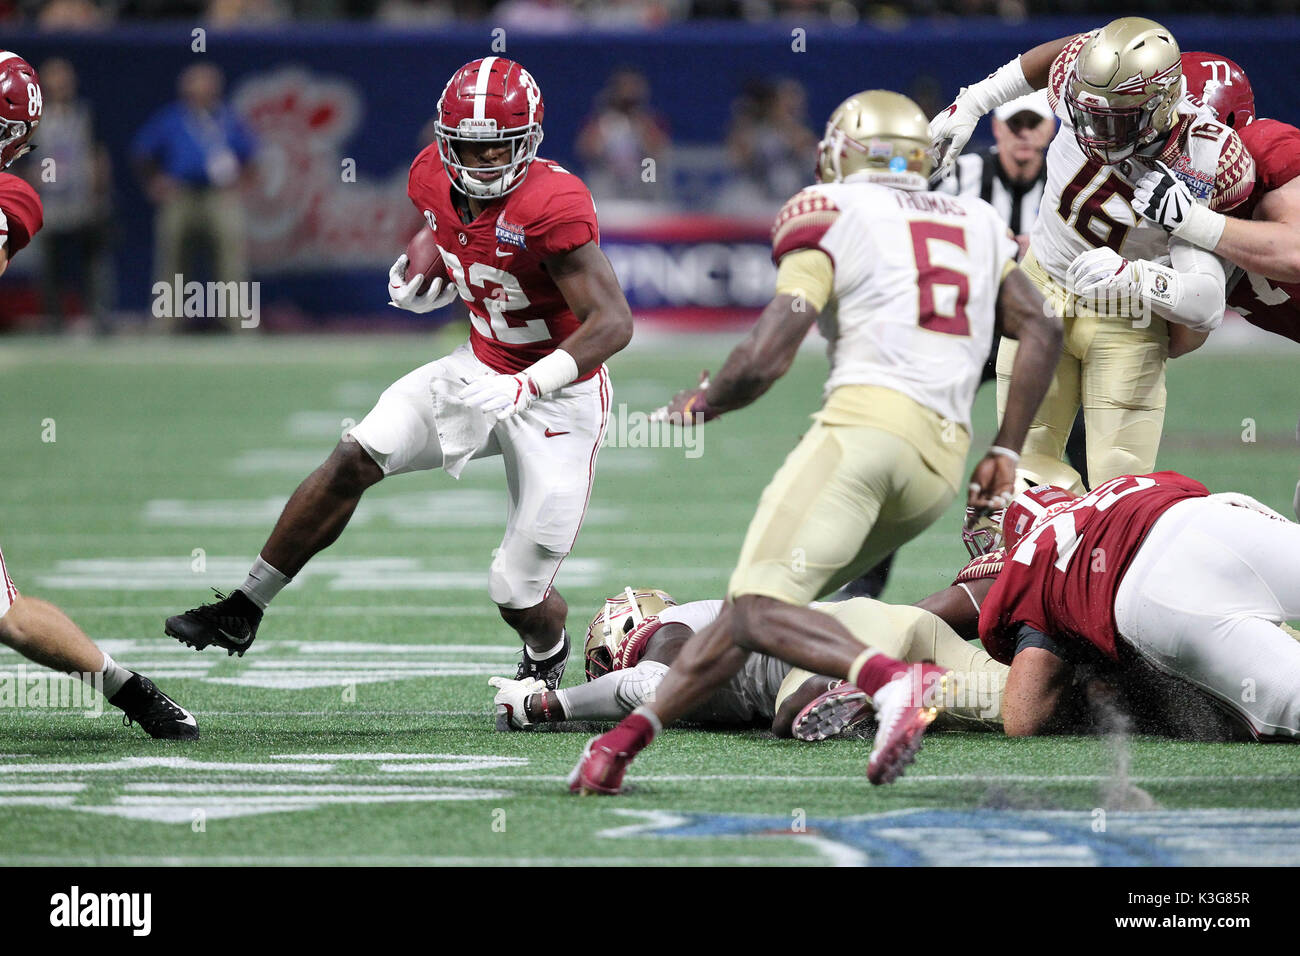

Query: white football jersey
(1030, 30), (1256, 287)
(773, 177), (1017, 429)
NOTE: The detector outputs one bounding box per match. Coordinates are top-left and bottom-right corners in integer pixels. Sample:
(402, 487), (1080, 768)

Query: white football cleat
(866, 665), (948, 785)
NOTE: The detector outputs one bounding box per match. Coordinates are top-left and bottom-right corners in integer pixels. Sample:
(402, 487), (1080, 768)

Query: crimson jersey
(407, 150), (600, 379)
(1227, 119), (1300, 344)
(0, 172), (42, 258)
(978, 472), (1209, 664)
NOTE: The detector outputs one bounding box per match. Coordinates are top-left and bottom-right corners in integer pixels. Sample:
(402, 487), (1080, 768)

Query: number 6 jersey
(772, 179), (1018, 430)
(407, 149), (602, 381)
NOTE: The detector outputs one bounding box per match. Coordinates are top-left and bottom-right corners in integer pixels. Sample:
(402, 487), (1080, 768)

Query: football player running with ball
(166, 58), (633, 690)
(569, 90), (1063, 792)
(930, 18), (1256, 487)
(0, 52), (197, 739)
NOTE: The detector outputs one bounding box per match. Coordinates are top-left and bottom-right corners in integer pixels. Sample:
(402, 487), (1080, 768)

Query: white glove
(460, 371), (540, 421)
(1066, 247), (1137, 299)
(929, 58), (1034, 178)
(929, 96), (984, 179)
(387, 254), (458, 313)
(1131, 162), (1226, 250)
(489, 675), (546, 730)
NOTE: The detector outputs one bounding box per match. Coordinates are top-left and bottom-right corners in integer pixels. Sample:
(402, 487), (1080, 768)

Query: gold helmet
(815, 90), (934, 189)
(583, 587), (676, 680)
(1066, 17), (1183, 164)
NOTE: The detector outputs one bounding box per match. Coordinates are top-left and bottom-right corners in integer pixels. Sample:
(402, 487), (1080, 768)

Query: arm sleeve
(554, 660), (670, 720)
(1044, 31), (1096, 113)
(1154, 239), (1228, 332)
(773, 247), (834, 312)
(1012, 623), (1072, 660)
(1210, 129), (1257, 214)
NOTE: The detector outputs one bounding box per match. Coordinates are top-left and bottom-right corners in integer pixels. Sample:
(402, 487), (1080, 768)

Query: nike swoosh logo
(495, 248), (514, 257)
(217, 627), (252, 646)
(544, 428), (569, 438)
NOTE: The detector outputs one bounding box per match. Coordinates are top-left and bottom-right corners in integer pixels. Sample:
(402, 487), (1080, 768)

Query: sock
(602, 706), (660, 756)
(239, 556), (291, 610)
(852, 650), (911, 697)
(526, 629), (567, 662)
(83, 650), (131, 698)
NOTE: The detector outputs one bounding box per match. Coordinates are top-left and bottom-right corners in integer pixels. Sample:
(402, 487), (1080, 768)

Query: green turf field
(1, 331), (1298, 866)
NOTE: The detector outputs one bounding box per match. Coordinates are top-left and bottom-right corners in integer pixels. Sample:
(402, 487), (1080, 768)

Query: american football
(1, 0), (1299, 923)
(403, 223), (444, 296)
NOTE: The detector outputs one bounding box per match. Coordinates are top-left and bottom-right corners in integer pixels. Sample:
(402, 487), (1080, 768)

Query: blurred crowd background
(5, 0), (1299, 28)
(1, 11), (1296, 333)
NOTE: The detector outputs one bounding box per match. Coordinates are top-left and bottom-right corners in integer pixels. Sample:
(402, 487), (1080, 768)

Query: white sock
(83, 649), (131, 698)
(239, 556), (291, 610)
(526, 629), (567, 662)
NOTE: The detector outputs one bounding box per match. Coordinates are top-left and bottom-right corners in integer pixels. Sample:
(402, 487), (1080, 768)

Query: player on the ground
(0, 52), (197, 739)
(490, 587), (1005, 740)
(165, 58), (633, 690)
(980, 476), (1300, 739)
(1129, 53), (1300, 344)
(930, 18), (1255, 487)
(569, 89), (1063, 793)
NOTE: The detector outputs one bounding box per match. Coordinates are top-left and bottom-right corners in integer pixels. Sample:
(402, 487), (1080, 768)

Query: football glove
(489, 675), (546, 730)
(1065, 247), (1137, 300)
(1131, 162), (1227, 251)
(930, 96), (984, 179)
(460, 372), (541, 421)
(387, 254), (458, 313)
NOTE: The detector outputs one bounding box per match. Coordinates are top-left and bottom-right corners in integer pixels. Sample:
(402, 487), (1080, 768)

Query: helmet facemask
(435, 120), (543, 200)
(583, 587), (676, 681)
(1066, 86), (1170, 165)
(962, 505), (1005, 558)
(0, 115), (35, 169)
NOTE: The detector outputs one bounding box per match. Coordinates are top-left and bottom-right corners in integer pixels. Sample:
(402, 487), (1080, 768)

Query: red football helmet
(1002, 484), (1080, 551)
(435, 57), (544, 200)
(1181, 52), (1255, 128)
(0, 51), (40, 169)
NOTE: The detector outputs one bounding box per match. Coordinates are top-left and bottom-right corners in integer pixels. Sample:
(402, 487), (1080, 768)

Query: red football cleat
(568, 735), (634, 795)
(791, 681), (871, 741)
(866, 665), (949, 785)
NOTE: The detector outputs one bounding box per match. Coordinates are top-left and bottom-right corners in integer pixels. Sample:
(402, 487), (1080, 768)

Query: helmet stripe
(473, 56), (498, 122)
(0, 52), (16, 66)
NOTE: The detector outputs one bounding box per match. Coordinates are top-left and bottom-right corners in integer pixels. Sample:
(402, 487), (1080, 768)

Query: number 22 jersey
(407, 150), (602, 381)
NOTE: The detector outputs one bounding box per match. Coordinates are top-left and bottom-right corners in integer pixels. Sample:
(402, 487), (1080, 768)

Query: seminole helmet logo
(1111, 60), (1182, 97)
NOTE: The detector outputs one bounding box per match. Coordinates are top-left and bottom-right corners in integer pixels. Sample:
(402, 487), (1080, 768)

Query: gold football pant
(774, 598), (1007, 729)
(726, 408), (961, 605)
(997, 251), (1169, 487)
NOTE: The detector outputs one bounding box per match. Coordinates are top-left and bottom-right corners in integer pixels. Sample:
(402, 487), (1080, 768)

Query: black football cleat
(515, 629), (570, 691)
(165, 589), (262, 657)
(110, 673), (199, 741)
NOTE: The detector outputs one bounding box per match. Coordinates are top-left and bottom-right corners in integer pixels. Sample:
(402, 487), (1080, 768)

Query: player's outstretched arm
(547, 240), (635, 375)
(929, 34), (1077, 175)
(969, 268), (1063, 513)
(1066, 240), (1227, 333)
(665, 293), (818, 424)
(1134, 165), (1300, 283)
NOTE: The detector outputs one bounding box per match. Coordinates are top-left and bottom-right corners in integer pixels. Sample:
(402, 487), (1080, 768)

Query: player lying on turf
(489, 588), (1006, 739)
(931, 18), (1254, 488)
(0, 52), (197, 740)
(569, 89), (1062, 793)
(165, 57), (633, 691)
(979, 474), (1300, 740)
